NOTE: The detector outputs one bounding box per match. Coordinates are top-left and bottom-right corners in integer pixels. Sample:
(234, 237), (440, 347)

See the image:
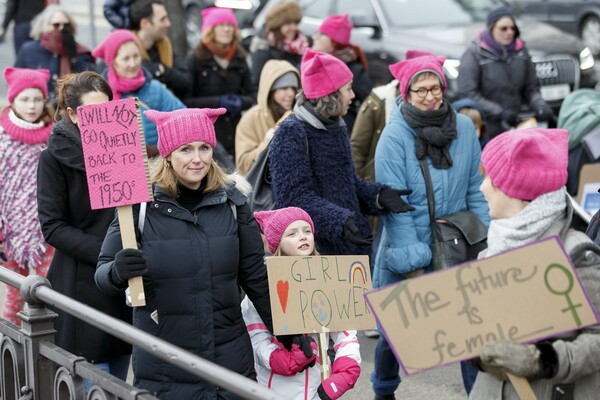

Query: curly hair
(296, 89), (343, 119)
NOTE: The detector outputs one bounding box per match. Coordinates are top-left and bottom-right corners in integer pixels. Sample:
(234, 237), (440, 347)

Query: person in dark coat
(96, 107), (273, 400)
(457, 6), (555, 139)
(103, 0), (133, 29)
(36, 71), (132, 387)
(128, 0), (191, 99)
(269, 49), (413, 257)
(312, 14), (373, 132)
(184, 7), (254, 160)
(0, 0), (45, 55)
(249, 1), (309, 88)
(15, 5), (96, 107)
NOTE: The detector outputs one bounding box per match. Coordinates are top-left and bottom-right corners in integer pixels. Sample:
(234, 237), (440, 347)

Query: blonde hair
(201, 25), (241, 44)
(459, 107), (483, 130)
(30, 5), (77, 40)
(149, 156), (233, 198)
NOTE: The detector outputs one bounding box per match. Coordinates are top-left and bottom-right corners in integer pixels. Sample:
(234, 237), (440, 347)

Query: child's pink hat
(201, 7), (238, 32)
(254, 207), (315, 254)
(144, 108), (226, 157)
(4, 67), (50, 103)
(481, 128), (568, 200)
(301, 48), (353, 99)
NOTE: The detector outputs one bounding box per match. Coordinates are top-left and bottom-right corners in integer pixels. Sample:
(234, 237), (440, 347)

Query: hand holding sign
(78, 97), (152, 306)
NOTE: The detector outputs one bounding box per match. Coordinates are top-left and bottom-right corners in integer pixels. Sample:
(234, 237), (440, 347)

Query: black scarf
(401, 100), (457, 169)
(302, 102), (341, 131)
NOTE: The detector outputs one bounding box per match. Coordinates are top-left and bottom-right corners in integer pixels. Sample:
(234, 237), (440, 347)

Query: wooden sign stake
(318, 326), (330, 381)
(117, 205), (145, 307)
(507, 373), (537, 400)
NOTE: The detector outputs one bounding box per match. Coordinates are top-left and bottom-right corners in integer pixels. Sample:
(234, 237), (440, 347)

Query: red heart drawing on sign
(277, 280), (289, 313)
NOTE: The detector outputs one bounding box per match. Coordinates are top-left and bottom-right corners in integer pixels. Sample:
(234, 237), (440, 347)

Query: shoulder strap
(418, 158), (436, 224)
(138, 202), (147, 233)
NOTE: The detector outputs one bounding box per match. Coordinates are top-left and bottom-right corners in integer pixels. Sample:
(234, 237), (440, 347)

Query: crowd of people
(0, 1), (599, 400)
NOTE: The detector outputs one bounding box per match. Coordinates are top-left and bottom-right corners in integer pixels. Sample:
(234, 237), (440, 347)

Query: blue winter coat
(373, 103), (490, 287)
(269, 104), (385, 256)
(112, 68), (186, 146)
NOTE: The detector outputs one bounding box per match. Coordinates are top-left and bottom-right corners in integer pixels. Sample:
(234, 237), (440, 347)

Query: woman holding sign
(242, 206), (361, 400)
(96, 107), (273, 399)
(469, 128), (600, 399)
(0, 67), (54, 326)
(37, 71), (132, 386)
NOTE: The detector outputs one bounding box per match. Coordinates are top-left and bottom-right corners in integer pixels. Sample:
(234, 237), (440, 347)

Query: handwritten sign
(78, 97), (152, 210)
(365, 237), (599, 375)
(266, 255), (375, 335)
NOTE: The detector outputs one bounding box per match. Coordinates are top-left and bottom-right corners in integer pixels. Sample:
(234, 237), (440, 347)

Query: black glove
(343, 218), (373, 246)
(110, 248), (148, 288)
(61, 27), (78, 61)
(0, 251), (7, 262)
(219, 94), (243, 115)
(378, 188), (415, 213)
(317, 384), (332, 400)
(275, 334), (317, 369)
(501, 109), (518, 127)
(535, 106), (556, 125)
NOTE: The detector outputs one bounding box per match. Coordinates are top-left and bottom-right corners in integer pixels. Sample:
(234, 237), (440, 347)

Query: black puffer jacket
(457, 36), (547, 138)
(96, 182), (272, 400)
(37, 118), (131, 363)
(184, 44), (255, 157)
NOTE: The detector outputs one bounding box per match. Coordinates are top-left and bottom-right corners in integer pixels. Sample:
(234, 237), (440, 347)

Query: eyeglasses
(52, 22), (71, 30)
(498, 26), (516, 32)
(409, 86), (442, 98)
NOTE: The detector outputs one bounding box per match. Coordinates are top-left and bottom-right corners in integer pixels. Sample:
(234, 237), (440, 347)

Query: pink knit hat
(92, 29), (138, 67)
(389, 51), (447, 100)
(5, 67), (50, 103)
(481, 128), (568, 200)
(254, 207), (315, 254)
(301, 48), (353, 99)
(201, 7), (238, 32)
(318, 14), (353, 46)
(143, 108), (227, 157)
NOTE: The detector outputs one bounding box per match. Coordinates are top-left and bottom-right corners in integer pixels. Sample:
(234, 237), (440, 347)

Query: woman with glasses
(457, 6), (555, 140)
(371, 50), (489, 400)
(15, 5), (96, 108)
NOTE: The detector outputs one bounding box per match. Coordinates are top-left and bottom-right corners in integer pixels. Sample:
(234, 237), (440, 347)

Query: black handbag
(419, 159), (487, 270)
(245, 134), (310, 213)
(245, 141), (275, 213)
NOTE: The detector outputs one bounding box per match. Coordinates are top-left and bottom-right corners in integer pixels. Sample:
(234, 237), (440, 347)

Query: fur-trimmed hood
(265, 1), (302, 32)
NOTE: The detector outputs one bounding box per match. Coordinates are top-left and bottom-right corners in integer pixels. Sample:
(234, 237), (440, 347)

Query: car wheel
(581, 15), (600, 55)
(185, 4), (204, 48)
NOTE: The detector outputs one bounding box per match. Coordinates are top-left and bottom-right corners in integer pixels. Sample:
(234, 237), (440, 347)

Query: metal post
(88, 0), (97, 48)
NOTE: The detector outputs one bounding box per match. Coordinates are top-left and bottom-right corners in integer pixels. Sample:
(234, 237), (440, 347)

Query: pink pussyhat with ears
(92, 29), (138, 67)
(254, 207), (315, 254)
(481, 128), (568, 201)
(301, 48), (353, 99)
(318, 14), (353, 46)
(201, 7), (238, 32)
(389, 51), (447, 100)
(144, 108), (227, 157)
(4, 67), (50, 103)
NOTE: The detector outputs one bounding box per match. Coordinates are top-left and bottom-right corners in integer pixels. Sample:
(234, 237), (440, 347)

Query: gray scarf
(480, 187), (567, 258)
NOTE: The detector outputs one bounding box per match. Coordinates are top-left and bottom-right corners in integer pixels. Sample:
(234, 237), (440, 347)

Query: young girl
(0, 67), (54, 325)
(242, 207), (361, 399)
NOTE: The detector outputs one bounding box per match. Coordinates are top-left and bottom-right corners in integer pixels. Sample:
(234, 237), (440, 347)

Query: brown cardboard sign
(365, 237), (599, 375)
(266, 255), (376, 335)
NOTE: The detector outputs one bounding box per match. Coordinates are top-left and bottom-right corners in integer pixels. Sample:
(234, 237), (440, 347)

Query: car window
(335, 0), (379, 26)
(378, 0), (499, 28)
(299, 0), (333, 19)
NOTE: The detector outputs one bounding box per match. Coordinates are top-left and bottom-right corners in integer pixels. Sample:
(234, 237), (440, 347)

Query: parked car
(249, 0), (597, 112)
(509, 0), (600, 55)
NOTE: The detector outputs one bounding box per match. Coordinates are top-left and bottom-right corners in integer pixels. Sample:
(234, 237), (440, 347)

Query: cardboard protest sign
(78, 97), (151, 306)
(266, 255), (375, 335)
(365, 237), (599, 375)
(78, 97), (152, 210)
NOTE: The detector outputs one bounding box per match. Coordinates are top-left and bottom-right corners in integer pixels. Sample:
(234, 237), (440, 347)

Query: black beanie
(486, 6), (520, 37)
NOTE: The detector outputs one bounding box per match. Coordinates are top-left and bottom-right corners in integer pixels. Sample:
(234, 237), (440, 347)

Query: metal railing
(0, 267), (278, 400)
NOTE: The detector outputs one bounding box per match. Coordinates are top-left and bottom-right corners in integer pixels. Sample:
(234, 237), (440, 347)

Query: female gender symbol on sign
(544, 263), (583, 326)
